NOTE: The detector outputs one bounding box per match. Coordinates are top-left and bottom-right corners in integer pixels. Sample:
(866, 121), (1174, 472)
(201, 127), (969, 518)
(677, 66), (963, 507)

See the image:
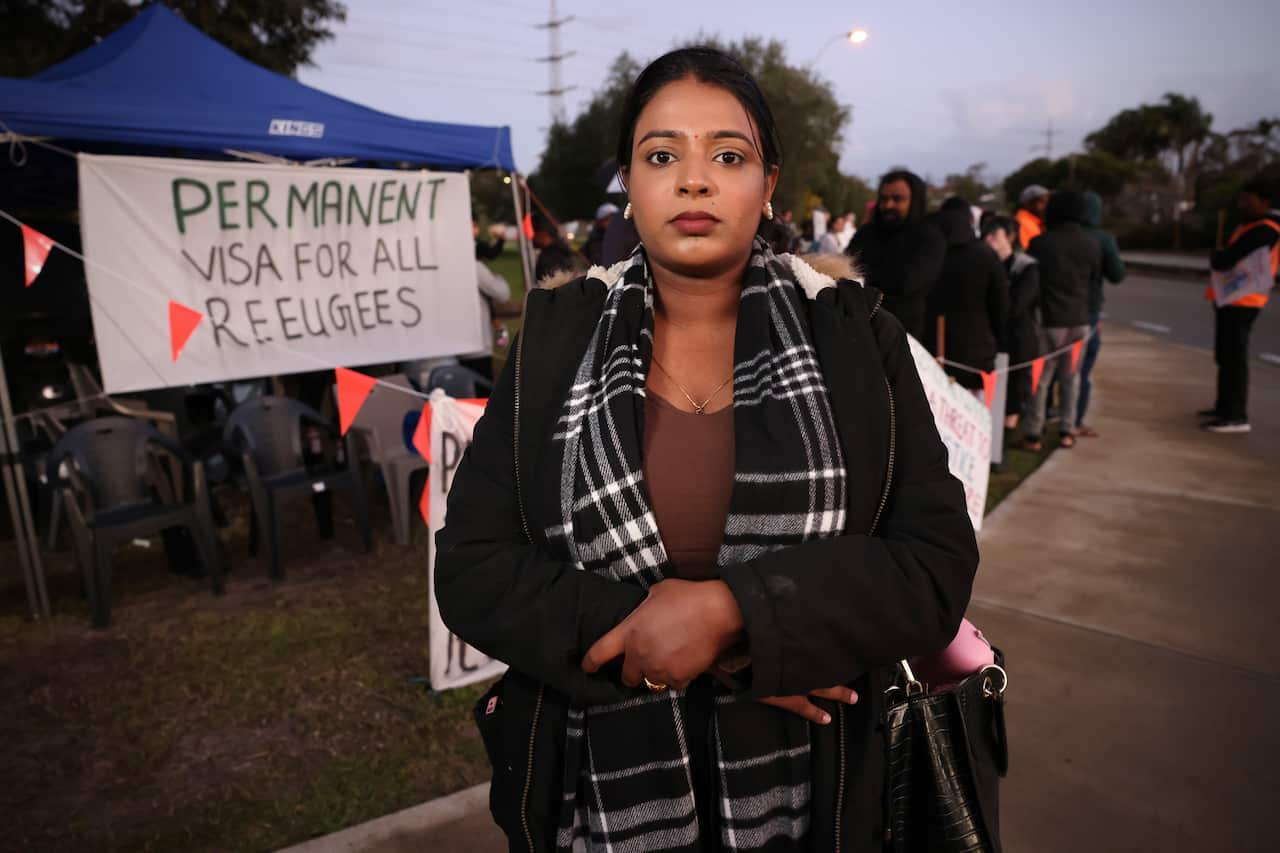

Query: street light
(809, 27), (869, 67)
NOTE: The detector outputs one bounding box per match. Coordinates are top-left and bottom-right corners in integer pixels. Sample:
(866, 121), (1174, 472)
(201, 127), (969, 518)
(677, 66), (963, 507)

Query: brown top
(643, 392), (735, 580)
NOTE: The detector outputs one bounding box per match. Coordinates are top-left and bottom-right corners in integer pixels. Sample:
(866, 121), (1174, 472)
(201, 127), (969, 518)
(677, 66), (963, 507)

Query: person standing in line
(835, 211), (857, 251)
(846, 169), (947, 340)
(814, 215), (842, 254)
(927, 202), (1010, 395)
(1074, 191), (1126, 437)
(983, 216), (1041, 428)
(1015, 184), (1050, 249)
(585, 202), (619, 266)
(1201, 177), (1280, 434)
(532, 222), (578, 282)
(1022, 191), (1100, 450)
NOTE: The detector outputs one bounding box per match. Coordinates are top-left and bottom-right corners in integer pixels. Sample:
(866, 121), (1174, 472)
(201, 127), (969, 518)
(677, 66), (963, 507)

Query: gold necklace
(650, 354), (733, 415)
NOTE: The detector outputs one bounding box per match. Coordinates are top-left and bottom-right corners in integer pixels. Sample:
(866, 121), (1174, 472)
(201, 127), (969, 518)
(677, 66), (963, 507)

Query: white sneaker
(1201, 419), (1251, 434)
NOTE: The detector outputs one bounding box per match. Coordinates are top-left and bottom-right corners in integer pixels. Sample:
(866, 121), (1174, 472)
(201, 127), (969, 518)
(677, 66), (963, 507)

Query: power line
(317, 66), (536, 95)
(333, 20), (622, 62)
(321, 60), (537, 87)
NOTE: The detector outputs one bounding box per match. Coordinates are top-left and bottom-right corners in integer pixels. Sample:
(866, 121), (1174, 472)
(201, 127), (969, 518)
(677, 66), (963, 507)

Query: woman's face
(622, 77), (778, 278)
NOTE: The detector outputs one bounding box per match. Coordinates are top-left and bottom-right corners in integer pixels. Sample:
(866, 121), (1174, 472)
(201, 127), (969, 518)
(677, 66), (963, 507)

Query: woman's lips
(671, 211), (719, 236)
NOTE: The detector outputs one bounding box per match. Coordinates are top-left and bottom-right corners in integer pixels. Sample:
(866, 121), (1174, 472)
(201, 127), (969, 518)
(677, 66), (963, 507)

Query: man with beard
(845, 169), (946, 340)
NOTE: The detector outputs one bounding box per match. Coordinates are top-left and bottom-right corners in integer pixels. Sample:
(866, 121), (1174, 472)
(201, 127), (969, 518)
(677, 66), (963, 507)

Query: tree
(528, 54), (642, 222)
(1085, 93), (1212, 198)
(1195, 117), (1280, 243)
(1003, 151), (1149, 204)
(531, 38), (858, 221)
(944, 163), (995, 206)
(0, 0), (347, 78)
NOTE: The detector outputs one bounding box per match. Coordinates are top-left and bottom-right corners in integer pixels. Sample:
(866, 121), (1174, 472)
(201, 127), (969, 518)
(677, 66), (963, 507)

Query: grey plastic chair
(48, 416), (224, 629)
(336, 374), (429, 547)
(224, 396), (372, 579)
(425, 364), (494, 399)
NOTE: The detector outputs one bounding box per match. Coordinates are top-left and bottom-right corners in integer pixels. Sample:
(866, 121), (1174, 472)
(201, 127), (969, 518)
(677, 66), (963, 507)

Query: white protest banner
(427, 394), (507, 691)
(1211, 245), (1273, 307)
(907, 336), (991, 531)
(78, 154), (482, 393)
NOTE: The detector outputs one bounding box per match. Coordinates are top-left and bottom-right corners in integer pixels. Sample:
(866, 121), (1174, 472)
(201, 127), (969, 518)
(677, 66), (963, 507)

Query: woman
(982, 215), (1042, 428)
(436, 47), (978, 852)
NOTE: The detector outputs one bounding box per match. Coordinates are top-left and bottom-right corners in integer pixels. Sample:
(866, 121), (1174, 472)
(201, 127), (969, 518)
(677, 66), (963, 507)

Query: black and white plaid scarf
(547, 239), (848, 851)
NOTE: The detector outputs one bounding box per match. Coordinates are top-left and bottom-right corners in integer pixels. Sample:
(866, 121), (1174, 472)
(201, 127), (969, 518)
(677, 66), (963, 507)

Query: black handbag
(883, 649), (1009, 852)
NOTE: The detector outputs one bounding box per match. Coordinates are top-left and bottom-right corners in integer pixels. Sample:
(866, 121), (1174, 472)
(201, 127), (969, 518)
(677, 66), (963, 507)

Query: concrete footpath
(285, 326), (1280, 852)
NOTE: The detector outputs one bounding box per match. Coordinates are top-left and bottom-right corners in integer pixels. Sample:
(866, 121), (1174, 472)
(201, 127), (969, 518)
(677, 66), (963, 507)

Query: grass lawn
(0, 493), (490, 853)
(0, 258), (1059, 851)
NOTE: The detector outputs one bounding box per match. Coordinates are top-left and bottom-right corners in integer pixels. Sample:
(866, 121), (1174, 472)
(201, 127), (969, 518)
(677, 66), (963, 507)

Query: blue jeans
(1075, 314), (1102, 428)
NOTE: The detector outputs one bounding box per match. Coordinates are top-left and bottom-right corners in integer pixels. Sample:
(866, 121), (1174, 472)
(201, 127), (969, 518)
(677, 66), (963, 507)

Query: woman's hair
(614, 47), (782, 174)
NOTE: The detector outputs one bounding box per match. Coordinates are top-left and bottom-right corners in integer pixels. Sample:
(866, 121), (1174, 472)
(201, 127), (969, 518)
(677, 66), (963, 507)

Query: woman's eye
(646, 151), (674, 165)
(715, 151), (744, 165)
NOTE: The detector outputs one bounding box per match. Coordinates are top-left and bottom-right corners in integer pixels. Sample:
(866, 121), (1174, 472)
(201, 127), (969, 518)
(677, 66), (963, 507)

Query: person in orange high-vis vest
(1015, 184), (1050, 248)
(1201, 177), (1280, 433)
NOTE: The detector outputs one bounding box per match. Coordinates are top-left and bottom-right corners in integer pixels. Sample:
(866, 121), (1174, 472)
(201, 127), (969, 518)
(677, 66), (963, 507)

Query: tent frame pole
(510, 174), (535, 291)
(0, 342), (51, 620)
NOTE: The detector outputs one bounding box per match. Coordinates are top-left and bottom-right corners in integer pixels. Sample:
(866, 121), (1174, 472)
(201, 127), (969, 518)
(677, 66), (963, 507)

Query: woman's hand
(759, 685), (859, 725)
(581, 579), (745, 690)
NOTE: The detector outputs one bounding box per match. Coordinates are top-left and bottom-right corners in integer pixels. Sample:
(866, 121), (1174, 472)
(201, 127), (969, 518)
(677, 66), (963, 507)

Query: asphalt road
(1100, 272), (1280, 364)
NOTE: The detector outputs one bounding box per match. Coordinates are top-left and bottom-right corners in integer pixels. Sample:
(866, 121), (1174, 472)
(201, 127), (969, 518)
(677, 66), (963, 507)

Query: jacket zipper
(837, 291), (896, 853)
(512, 293), (543, 852)
(513, 294), (533, 545)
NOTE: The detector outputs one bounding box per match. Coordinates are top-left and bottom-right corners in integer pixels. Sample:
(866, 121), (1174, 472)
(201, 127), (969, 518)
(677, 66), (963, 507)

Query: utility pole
(1029, 119), (1056, 159)
(535, 0), (575, 126)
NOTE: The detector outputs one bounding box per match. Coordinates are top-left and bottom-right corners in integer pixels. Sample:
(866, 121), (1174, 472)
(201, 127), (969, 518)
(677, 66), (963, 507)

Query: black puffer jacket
(846, 173), (947, 341)
(1026, 192), (1101, 328)
(926, 208), (1010, 388)
(1005, 252), (1042, 364)
(435, 255), (980, 852)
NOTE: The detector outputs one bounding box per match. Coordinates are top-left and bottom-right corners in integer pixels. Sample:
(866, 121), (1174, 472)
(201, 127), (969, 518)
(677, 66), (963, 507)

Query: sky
(299, 0), (1280, 185)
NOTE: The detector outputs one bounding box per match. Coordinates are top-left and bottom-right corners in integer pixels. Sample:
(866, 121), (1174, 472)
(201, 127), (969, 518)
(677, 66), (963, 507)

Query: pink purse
(907, 618), (995, 690)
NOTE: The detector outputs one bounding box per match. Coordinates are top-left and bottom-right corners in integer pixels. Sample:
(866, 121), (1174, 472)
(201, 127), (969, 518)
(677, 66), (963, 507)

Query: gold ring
(643, 677), (668, 692)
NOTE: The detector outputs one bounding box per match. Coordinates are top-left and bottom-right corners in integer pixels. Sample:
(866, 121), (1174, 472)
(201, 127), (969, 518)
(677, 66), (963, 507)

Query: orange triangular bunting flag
(168, 301), (203, 362)
(1030, 358), (1046, 394)
(980, 371), (997, 409)
(522, 212), (534, 239)
(21, 224), (54, 287)
(1070, 339), (1085, 373)
(335, 367), (377, 435)
(412, 402), (432, 463)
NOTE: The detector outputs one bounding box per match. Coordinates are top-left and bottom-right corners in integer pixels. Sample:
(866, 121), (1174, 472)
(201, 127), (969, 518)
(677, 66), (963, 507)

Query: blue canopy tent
(0, 4), (533, 620)
(0, 4), (517, 170)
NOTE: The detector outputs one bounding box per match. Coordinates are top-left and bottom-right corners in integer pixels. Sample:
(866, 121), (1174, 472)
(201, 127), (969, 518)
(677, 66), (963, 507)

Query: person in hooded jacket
(1023, 191), (1101, 450)
(926, 201), (1010, 393)
(846, 169), (947, 340)
(983, 216), (1041, 427)
(1074, 192), (1126, 436)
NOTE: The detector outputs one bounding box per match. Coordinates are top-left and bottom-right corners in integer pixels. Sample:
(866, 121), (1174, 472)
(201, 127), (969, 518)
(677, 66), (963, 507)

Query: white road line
(1132, 320), (1172, 334)
(1260, 352), (1280, 366)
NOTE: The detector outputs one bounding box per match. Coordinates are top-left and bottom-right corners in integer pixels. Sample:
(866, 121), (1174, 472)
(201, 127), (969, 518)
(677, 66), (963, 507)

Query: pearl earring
(623, 202), (633, 220)
(764, 201), (774, 220)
